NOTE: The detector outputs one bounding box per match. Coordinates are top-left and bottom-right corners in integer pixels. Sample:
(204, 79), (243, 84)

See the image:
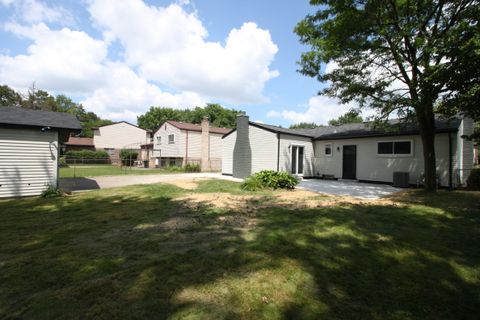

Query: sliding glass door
(291, 146), (304, 175)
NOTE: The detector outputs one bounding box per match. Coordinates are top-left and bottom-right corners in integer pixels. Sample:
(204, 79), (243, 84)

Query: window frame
(168, 134), (175, 144)
(376, 140), (413, 157)
(324, 143), (332, 157)
(156, 136), (162, 145)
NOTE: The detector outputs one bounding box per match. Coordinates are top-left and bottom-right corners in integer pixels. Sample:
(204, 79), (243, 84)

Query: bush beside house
(242, 170), (299, 191)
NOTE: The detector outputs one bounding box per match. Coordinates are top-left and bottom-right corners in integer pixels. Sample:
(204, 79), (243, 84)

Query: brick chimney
(201, 116), (210, 171)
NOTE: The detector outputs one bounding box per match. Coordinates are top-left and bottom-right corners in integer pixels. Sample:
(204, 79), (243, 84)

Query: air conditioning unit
(393, 172), (410, 188)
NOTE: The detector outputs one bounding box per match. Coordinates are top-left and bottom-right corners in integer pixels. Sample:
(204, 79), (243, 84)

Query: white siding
(153, 123), (185, 158)
(93, 122), (148, 150)
(250, 126), (278, 174)
(186, 130), (202, 159)
(0, 128), (58, 197)
(313, 133), (453, 186)
(210, 133), (223, 159)
(457, 117), (474, 185)
(222, 131), (236, 175)
(278, 134), (315, 176)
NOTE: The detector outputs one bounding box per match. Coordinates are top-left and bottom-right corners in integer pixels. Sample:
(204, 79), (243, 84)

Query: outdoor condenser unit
(393, 172), (410, 188)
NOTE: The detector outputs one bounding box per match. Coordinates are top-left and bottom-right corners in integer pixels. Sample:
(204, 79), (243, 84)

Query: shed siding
(313, 133), (452, 186)
(278, 134), (314, 176)
(222, 131), (236, 175)
(94, 122), (148, 150)
(0, 128), (58, 197)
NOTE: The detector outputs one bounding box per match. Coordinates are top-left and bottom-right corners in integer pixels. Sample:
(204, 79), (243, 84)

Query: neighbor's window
(168, 134), (175, 144)
(156, 136), (162, 144)
(325, 143), (332, 156)
(377, 141), (412, 155)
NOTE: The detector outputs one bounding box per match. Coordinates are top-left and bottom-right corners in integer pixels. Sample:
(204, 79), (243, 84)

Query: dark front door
(342, 145), (357, 179)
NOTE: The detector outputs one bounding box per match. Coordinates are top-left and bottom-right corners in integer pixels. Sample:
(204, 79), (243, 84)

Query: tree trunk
(417, 111), (437, 192)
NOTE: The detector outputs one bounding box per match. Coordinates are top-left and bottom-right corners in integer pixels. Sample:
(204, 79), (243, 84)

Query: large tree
(0, 85), (22, 107)
(295, 0), (480, 191)
(289, 122), (321, 129)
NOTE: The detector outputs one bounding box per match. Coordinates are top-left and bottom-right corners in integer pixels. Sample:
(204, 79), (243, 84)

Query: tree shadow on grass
(0, 186), (479, 319)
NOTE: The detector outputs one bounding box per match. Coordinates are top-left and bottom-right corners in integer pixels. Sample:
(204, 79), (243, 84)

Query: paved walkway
(299, 179), (401, 199)
(60, 173), (240, 192)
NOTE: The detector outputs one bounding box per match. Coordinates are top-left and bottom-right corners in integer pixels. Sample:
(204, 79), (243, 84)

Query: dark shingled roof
(0, 107), (82, 130)
(166, 120), (233, 135)
(244, 117), (461, 140)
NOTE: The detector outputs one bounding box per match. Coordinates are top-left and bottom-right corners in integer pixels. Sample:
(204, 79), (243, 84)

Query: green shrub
(167, 166), (184, 172)
(241, 170), (299, 191)
(119, 149), (138, 166)
(65, 150), (109, 159)
(58, 156), (68, 168)
(184, 163), (201, 172)
(41, 185), (63, 198)
(241, 176), (264, 191)
(467, 168), (480, 190)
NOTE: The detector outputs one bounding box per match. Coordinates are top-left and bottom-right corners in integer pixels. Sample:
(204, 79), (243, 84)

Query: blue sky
(0, 0), (355, 126)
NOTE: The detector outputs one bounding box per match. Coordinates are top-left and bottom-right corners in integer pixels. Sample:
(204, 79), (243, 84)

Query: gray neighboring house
(0, 107), (81, 197)
(222, 113), (474, 188)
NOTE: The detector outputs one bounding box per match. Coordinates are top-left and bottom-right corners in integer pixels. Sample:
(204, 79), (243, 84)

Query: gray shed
(0, 107), (81, 197)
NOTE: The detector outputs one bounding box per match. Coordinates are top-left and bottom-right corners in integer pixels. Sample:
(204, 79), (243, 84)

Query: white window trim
(168, 134), (175, 144)
(376, 139), (414, 157)
(324, 143), (333, 157)
(156, 136), (162, 145)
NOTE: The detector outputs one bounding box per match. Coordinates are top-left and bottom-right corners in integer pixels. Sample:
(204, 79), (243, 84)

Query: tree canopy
(0, 85), (111, 137)
(328, 110), (363, 126)
(289, 122), (321, 129)
(137, 104), (242, 131)
(295, 0), (480, 191)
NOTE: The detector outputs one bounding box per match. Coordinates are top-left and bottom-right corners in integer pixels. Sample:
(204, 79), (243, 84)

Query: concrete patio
(298, 179), (401, 199)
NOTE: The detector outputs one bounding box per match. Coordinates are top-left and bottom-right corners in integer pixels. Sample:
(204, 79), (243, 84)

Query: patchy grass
(59, 165), (183, 178)
(0, 180), (479, 319)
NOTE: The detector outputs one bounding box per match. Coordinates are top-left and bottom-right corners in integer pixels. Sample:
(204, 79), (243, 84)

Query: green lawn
(59, 165), (182, 178)
(0, 180), (479, 319)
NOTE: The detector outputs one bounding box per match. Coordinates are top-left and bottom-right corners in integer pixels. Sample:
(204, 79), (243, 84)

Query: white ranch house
(222, 113), (474, 188)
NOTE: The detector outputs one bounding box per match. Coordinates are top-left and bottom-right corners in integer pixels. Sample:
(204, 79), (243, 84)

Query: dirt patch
(175, 188), (405, 213)
(164, 178), (208, 190)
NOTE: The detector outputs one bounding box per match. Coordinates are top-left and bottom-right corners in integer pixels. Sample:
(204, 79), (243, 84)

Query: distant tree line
(137, 104), (242, 131)
(289, 110), (363, 129)
(0, 84), (112, 137)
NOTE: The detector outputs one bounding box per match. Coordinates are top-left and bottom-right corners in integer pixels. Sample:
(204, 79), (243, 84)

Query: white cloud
(267, 95), (376, 125)
(81, 62), (206, 121)
(0, 0), (279, 123)
(88, 0), (279, 103)
(0, 0), (74, 25)
(0, 23), (207, 122)
(0, 23), (108, 93)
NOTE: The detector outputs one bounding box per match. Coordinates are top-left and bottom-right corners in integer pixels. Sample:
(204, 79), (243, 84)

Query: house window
(168, 134), (175, 144)
(325, 143), (332, 156)
(377, 141), (412, 156)
(156, 136), (161, 145)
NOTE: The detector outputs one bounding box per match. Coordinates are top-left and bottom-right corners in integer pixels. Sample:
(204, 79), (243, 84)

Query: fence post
(73, 158), (76, 179)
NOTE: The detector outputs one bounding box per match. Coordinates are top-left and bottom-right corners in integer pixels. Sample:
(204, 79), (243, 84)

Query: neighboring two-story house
(151, 117), (232, 171)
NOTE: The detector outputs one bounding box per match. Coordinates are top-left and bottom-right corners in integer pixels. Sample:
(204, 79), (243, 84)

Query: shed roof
(0, 107), (82, 131)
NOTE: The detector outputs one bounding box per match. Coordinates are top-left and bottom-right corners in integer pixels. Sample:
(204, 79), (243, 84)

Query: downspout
(448, 133), (453, 191)
(185, 130), (189, 164)
(277, 133), (280, 171)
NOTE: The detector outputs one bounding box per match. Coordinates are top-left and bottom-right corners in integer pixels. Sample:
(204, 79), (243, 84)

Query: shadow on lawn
(0, 187), (479, 319)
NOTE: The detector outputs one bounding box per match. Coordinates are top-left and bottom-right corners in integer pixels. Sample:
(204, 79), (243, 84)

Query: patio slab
(298, 179), (401, 199)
